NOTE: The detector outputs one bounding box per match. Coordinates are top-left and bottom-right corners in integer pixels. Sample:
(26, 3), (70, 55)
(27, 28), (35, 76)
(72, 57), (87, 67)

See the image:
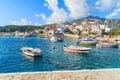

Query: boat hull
(96, 43), (118, 48)
(57, 39), (64, 42)
(64, 47), (91, 53)
(50, 39), (64, 42)
(21, 50), (41, 57)
(80, 41), (97, 45)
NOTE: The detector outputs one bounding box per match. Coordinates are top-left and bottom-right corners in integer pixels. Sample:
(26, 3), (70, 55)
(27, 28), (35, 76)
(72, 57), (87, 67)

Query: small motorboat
(63, 45), (91, 53)
(50, 36), (64, 42)
(96, 43), (119, 48)
(79, 41), (97, 45)
(20, 47), (42, 57)
(79, 37), (97, 45)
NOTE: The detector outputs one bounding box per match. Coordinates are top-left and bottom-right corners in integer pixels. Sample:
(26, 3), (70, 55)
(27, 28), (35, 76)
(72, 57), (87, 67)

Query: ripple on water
(0, 37), (120, 73)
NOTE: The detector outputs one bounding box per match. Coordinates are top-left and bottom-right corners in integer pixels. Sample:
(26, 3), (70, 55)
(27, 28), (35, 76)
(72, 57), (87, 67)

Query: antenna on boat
(64, 43), (67, 47)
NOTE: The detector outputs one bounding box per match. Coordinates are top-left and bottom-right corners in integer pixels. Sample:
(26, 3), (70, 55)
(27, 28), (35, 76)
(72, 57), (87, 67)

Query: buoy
(53, 47), (55, 49)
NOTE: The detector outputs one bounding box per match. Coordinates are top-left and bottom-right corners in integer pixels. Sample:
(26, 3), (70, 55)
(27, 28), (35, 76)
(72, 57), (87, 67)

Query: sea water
(0, 36), (120, 73)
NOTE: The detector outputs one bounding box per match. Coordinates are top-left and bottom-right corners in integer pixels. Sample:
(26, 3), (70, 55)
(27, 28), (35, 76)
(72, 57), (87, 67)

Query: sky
(0, 0), (120, 26)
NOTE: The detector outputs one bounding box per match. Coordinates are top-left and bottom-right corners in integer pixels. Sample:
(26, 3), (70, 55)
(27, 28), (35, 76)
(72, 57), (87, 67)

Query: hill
(0, 25), (44, 32)
(64, 16), (120, 29)
(0, 16), (120, 32)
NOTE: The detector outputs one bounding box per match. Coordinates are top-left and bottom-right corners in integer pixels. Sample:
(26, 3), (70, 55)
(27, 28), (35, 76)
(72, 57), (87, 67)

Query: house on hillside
(99, 25), (113, 32)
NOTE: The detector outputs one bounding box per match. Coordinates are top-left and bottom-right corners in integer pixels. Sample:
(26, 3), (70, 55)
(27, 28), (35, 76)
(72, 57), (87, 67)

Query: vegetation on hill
(64, 16), (120, 29)
(111, 29), (120, 35)
(0, 25), (44, 32)
(64, 29), (75, 34)
(0, 16), (119, 32)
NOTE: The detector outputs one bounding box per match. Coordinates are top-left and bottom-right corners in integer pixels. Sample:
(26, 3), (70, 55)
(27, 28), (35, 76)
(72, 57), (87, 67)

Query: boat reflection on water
(118, 44), (120, 49)
(22, 54), (34, 62)
(63, 50), (89, 60)
(22, 53), (42, 63)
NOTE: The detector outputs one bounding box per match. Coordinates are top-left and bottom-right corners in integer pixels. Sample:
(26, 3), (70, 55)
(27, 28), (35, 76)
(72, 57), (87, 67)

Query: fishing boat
(64, 45), (91, 53)
(79, 37), (97, 45)
(20, 47), (42, 57)
(80, 41), (97, 45)
(96, 43), (119, 48)
(50, 36), (64, 42)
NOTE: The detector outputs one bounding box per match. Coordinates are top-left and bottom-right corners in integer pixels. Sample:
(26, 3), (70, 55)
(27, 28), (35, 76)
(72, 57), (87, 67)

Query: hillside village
(0, 16), (119, 37)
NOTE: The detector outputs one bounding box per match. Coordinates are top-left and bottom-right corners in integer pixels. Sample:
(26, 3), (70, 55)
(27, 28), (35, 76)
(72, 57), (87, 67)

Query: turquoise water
(0, 36), (120, 73)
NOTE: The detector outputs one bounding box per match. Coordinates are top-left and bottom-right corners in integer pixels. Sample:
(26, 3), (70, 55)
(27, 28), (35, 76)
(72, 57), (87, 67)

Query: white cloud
(43, 0), (90, 24)
(46, 8), (68, 24)
(117, 0), (120, 7)
(44, 0), (58, 10)
(35, 0), (119, 24)
(44, 0), (68, 24)
(40, 13), (46, 20)
(106, 0), (120, 19)
(95, 0), (116, 11)
(35, 22), (41, 26)
(35, 13), (46, 20)
(11, 18), (32, 25)
(106, 8), (120, 19)
(64, 0), (90, 19)
(35, 14), (40, 17)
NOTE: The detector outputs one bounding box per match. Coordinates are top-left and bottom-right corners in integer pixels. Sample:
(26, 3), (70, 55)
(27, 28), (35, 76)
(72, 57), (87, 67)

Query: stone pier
(0, 69), (120, 80)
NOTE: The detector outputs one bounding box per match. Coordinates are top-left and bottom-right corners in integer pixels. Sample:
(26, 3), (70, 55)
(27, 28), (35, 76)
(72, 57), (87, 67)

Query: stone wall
(1, 69), (120, 80)
(64, 33), (79, 38)
(96, 35), (120, 44)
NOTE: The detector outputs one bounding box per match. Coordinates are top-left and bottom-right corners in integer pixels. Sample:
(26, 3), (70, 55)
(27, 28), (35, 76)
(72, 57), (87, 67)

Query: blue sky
(0, 0), (120, 26)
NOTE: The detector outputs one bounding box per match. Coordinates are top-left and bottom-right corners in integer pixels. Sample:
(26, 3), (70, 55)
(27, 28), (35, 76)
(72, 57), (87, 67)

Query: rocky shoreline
(96, 35), (120, 44)
(1, 69), (120, 80)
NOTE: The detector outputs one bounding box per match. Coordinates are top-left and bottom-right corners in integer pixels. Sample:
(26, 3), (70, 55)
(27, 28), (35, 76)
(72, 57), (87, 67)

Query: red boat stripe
(64, 48), (90, 51)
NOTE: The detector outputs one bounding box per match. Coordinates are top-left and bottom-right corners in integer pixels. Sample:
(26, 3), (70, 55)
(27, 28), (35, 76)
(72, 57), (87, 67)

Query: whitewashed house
(105, 26), (113, 32)
(91, 25), (100, 33)
(75, 25), (83, 31)
(99, 25), (113, 32)
(57, 27), (65, 33)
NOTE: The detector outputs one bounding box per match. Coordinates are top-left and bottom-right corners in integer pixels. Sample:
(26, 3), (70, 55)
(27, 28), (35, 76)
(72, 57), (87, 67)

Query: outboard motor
(64, 44), (67, 47)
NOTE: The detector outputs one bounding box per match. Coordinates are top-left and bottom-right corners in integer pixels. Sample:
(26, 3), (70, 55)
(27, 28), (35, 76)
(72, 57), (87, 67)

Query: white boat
(20, 47), (42, 57)
(64, 45), (91, 53)
(50, 36), (64, 42)
(79, 37), (97, 45)
(96, 43), (119, 48)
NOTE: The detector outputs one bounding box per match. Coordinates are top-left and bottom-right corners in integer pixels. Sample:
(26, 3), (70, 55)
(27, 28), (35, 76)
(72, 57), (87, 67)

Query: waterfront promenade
(96, 35), (120, 44)
(0, 69), (120, 80)
(64, 33), (120, 44)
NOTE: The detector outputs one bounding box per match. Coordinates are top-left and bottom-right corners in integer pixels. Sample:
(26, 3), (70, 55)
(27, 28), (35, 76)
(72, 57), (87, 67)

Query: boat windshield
(27, 50), (32, 52)
(33, 49), (41, 52)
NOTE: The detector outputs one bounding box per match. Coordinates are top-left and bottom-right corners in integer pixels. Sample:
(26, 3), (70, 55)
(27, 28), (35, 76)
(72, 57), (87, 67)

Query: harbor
(0, 0), (120, 79)
(0, 36), (120, 73)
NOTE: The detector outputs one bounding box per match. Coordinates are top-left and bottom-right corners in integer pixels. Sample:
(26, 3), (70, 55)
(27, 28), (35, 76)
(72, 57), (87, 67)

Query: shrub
(64, 29), (74, 34)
